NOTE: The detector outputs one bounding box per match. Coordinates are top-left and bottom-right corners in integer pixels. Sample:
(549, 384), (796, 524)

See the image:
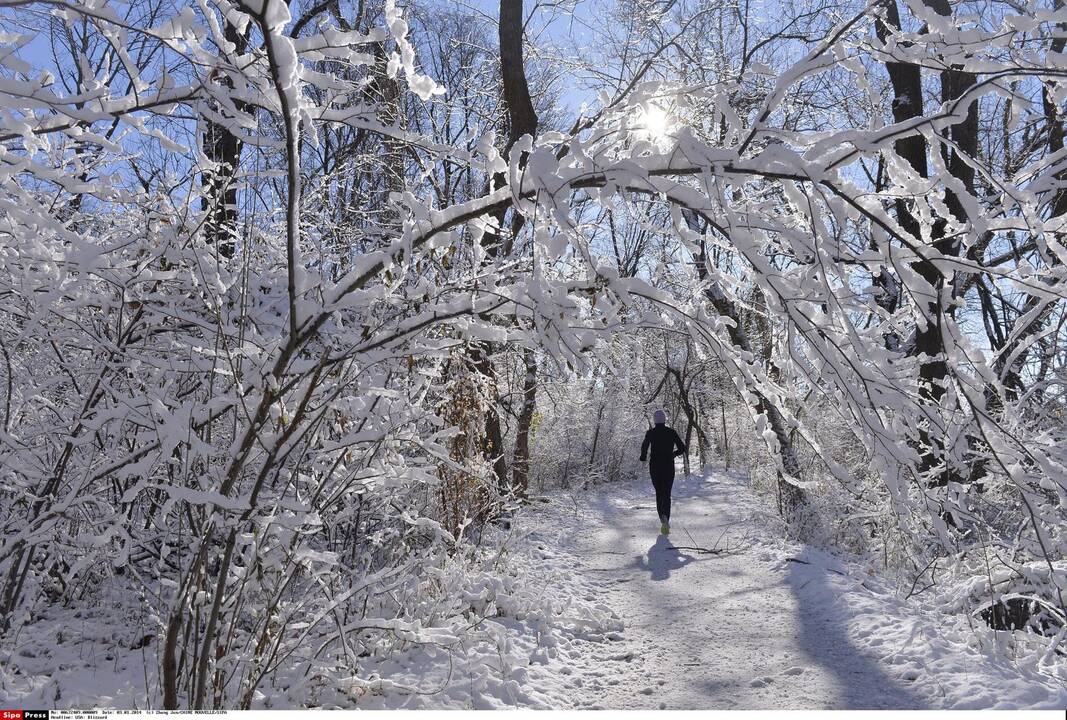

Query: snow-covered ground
(519, 469), (1067, 709)
(3, 469), (1065, 709)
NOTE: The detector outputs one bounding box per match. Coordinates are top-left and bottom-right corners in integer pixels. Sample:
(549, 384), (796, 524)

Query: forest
(0, 0), (1066, 709)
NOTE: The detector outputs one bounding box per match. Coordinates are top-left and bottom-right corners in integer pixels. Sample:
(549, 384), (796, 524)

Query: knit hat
(653, 409), (666, 424)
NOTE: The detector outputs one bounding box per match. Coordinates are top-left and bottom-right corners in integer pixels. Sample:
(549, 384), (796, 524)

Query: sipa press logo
(1, 712), (49, 720)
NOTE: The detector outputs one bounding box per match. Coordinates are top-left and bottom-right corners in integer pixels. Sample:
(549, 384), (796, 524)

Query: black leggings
(650, 467), (675, 521)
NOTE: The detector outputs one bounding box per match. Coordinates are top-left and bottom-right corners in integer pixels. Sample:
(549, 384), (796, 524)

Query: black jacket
(640, 424), (687, 466)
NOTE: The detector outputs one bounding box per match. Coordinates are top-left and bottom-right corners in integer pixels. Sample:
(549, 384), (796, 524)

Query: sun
(639, 102), (675, 145)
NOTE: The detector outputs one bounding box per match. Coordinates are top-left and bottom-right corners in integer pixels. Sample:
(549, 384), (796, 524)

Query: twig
(667, 545), (728, 555)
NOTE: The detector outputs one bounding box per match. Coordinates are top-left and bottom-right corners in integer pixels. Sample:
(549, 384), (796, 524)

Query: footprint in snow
(749, 676), (773, 688)
(781, 666), (805, 676)
(639, 686), (655, 695)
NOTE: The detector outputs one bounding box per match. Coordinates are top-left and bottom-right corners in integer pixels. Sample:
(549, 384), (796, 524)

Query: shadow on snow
(635, 534), (695, 581)
(784, 554), (927, 708)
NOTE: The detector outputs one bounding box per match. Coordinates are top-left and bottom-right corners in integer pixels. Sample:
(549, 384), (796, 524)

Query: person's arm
(673, 429), (687, 457)
(640, 430), (651, 462)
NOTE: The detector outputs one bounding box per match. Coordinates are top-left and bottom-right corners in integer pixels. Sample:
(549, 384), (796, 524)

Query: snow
(516, 470), (1067, 709)
(3, 470), (1065, 709)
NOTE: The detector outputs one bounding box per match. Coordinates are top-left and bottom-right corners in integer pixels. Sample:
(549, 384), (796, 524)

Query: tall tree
(470, 0), (541, 496)
(201, 19), (249, 258)
(877, 0), (979, 490)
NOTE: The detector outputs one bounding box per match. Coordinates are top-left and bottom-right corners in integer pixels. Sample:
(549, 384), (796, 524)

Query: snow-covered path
(529, 471), (923, 709)
(4, 469), (1063, 710)
(522, 470), (1067, 710)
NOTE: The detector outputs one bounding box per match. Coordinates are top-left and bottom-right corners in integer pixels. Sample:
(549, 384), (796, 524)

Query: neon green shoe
(660, 521), (670, 535)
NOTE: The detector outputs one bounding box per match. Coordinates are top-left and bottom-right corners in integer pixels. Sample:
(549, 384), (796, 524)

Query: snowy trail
(4, 469), (1063, 710)
(538, 471), (924, 709)
(523, 470), (1066, 710)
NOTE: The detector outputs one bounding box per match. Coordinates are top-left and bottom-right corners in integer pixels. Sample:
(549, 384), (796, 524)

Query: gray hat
(653, 409), (666, 424)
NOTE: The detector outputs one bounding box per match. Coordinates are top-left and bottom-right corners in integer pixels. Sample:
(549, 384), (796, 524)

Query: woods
(1, 0), (1067, 708)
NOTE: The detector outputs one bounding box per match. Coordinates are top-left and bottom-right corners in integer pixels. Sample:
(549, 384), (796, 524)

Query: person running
(639, 409), (687, 535)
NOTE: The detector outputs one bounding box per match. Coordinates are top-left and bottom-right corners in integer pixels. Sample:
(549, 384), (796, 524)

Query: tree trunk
(511, 347), (538, 497)
(878, 0), (978, 488)
(201, 23), (248, 259)
(668, 366), (706, 477)
(470, 344), (510, 496)
(871, 0), (926, 350)
(913, 0), (978, 488)
(472, 0), (540, 495)
(720, 399), (729, 468)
